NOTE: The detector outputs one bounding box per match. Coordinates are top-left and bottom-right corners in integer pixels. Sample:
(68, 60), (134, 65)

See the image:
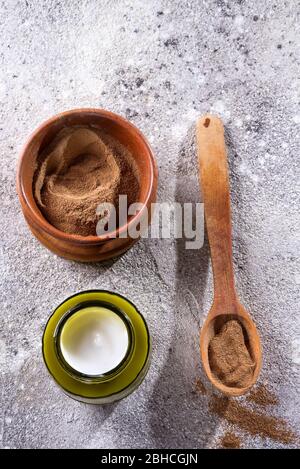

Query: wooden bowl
(17, 108), (158, 262)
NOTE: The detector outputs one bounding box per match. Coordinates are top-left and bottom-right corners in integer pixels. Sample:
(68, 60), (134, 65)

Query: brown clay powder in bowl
(33, 125), (140, 236)
(208, 319), (255, 388)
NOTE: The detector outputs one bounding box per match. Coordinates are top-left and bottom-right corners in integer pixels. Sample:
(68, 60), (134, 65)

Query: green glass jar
(42, 290), (151, 404)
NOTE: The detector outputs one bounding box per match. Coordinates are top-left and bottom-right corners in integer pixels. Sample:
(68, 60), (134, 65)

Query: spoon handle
(196, 115), (237, 309)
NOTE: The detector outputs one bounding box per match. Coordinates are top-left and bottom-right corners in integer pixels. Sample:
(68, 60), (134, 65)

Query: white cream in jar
(59, 306), (129, 376)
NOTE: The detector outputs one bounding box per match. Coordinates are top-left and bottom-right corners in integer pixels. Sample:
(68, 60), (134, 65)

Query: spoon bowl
(200, 305), (262, 396)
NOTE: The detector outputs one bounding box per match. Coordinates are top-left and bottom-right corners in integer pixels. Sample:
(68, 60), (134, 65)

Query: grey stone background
(0, 0), (299, 449)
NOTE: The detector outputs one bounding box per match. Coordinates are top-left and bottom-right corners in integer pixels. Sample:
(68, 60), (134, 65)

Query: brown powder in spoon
(208, 319), (255, 388)
(33, 125), (140, 236)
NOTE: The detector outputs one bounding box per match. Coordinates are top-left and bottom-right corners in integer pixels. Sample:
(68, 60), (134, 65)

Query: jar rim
(42, 290), (151, 402)
(54, 300), (135, 383)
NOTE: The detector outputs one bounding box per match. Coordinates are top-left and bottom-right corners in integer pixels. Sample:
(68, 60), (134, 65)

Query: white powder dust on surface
(295, 274), (300, 285)
(291, 337), (300, 367)
(0, 340), (7, 370)
(238, 161), (260, 185)
(210, 100), (231, 121)
(292, 115), (300, 124)
(234, 15), (245, 32)
(0, 81), (6, 100)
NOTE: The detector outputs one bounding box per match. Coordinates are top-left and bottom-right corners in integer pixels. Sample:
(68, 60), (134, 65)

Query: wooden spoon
(196, 115), (262, 396)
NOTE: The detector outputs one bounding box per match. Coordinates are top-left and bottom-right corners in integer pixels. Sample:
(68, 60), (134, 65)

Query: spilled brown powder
(220, 431), (241, 449)
(33, 126), (140, 236)
(193, 376), (297, 446)
(208, 319), (255, 388)
(247, 384), (279, 407)
(193, 378), (207, 395)
(210, 395), (296, 444)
